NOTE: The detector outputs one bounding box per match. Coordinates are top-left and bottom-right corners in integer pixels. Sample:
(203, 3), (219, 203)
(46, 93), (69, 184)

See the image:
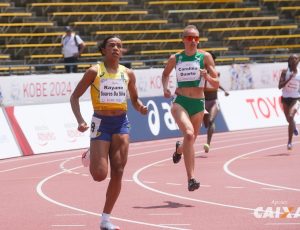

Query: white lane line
(143, 181), (157, 184)
(36, 164), (191, 230)
(148, 213), (182, 216)
(55, 213), (86, 217)
(225, 186), (244, 189)
(200, 185), (211, 188)
(223, 142), (300, 192)
(0, 128), (285, 173)
(261, 187), (283, 191)
(133, 158), (254, 212)
(131, 137), (297, 213)
(0, 158), (70, 173)
(265, 223), (300, 225)
(166, 182), (182, 186)
(33, 131), (293, 230)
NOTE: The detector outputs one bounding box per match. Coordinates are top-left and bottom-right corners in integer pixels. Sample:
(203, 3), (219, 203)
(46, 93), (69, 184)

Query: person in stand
(162, 25), (219, 191)
(70, 35), (147, 230)
(61, 26), (85, 73)
(278, 53), (300, 150)
(203, 51), (229, 153)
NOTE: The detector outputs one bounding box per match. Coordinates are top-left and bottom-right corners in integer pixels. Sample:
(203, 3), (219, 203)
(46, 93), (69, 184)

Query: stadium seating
(0, 0), (300, 74)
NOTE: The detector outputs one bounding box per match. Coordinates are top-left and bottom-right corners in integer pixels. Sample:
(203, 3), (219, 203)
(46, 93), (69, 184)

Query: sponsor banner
(134, 68), (176, 97)
(218, 88), (299, 131)
(3, 88), (294, 156)
(0, 62), (288, 106)
(13, 102), (93, 154)
(0, 73), (90, 106)
(11, 96), (228, 155)
(128, 96), (228, 141)
(0, 108), (22, 159)
(218, 62), (286, 91)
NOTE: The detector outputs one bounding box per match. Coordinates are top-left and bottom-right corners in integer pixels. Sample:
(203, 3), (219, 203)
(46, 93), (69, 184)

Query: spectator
(61, 26), (85, 73)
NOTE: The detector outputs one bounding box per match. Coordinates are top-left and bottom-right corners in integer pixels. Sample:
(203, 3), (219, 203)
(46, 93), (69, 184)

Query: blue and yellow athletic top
(175, 51), (205, 88)
(91, 62), (129, 111)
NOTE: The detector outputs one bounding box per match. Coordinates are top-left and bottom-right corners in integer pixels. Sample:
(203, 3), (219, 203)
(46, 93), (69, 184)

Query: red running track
(1, 126), (300, 230)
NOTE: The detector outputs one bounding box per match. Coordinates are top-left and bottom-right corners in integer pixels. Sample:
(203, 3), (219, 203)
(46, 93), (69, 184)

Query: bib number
(90, 116), (101, 138)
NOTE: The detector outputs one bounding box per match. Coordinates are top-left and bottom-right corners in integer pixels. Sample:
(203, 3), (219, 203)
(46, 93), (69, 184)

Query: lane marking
(223, 142), (300, 192)
(55, 213), (86, 217)
(36, 164), (191, 230)
(132, 158), (255, 212)
(166, 182), (182, 186)
(261, 187), (283, 191)
(200, 185), (211, 188)
(0, 158), (72, 173)
(225, 186), (244, 189)
(143, 181), (157, 184)
(265, 223), (300, 225)
(148, 213), (182, 216)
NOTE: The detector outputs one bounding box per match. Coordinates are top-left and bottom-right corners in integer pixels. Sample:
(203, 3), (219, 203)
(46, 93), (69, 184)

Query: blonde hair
(183, 25), (199, 37)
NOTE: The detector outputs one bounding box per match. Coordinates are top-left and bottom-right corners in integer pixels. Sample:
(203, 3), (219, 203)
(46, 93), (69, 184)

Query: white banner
(216, 62), (287, 91)
(13, 102), (93, 154)
(0, 62), (289, 106)
(218, 88), (300, 131)
(0, 108), (22, 159)
(0, 73), (90, 106)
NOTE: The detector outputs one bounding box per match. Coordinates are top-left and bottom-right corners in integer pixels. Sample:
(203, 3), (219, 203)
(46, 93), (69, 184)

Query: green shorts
(173, 95), (205, 116)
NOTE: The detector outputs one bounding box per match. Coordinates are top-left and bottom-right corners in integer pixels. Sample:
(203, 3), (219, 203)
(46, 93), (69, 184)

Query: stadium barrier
(0, 62), (295, 159)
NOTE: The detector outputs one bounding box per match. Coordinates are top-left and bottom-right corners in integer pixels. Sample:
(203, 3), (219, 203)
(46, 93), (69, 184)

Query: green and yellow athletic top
(90, 62), (129, 111)
(175, 51), (205, 88)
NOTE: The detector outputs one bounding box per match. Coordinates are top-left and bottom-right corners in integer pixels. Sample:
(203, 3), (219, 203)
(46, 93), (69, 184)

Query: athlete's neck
(184, 48), (197, 56)
(103, 60), (119, 73)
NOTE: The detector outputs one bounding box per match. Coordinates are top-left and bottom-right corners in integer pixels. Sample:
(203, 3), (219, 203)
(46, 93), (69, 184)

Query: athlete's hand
(200, 69), (209, 80)
(163, 88), (172, 98)
(139, 105), (148, 115)
(78, 122), (89, 132)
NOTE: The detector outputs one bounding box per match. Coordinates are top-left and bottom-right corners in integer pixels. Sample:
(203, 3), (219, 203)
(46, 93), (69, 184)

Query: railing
(0, 52), (293, 76)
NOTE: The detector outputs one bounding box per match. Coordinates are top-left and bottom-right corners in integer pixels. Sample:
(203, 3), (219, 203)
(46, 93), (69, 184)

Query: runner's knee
(91, 168), (107, 182)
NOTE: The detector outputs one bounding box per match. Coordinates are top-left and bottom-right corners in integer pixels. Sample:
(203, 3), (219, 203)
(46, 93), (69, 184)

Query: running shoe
(172, 141), (182, 164)
(203, 143), (210, 153)
(287, 143), (293, 150)
(294, 128), (299, 136)
(100, 221), (120, 230)
(188, 178), (200, 192)
(81, 148), (90, 167)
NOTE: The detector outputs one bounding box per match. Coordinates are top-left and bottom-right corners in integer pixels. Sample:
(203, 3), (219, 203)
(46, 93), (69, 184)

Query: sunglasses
(184, 36), (200, 42)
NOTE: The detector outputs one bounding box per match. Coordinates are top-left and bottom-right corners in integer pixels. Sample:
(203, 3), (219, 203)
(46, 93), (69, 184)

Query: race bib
(90, 115), (101, 138)
(176, 61), (200, 82)
(286, 78), (300, 92)
(99, 78), (127, 104)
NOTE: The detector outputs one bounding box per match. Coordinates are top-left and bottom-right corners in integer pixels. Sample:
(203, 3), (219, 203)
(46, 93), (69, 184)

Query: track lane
(1, 126), (299, 229)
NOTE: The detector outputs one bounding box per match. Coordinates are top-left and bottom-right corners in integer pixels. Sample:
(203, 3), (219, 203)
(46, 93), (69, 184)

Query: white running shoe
(100, 221), (120, 230)
(287, 143), (293, 150)
(203, 143), (210, 153)
(81, 149), (90, 167)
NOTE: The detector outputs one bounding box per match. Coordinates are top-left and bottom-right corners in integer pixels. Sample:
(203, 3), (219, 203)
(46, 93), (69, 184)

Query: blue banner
(127, 96), (229, 142)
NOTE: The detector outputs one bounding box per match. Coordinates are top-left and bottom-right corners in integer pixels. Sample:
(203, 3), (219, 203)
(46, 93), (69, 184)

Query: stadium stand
(0, 0), (300, 74)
